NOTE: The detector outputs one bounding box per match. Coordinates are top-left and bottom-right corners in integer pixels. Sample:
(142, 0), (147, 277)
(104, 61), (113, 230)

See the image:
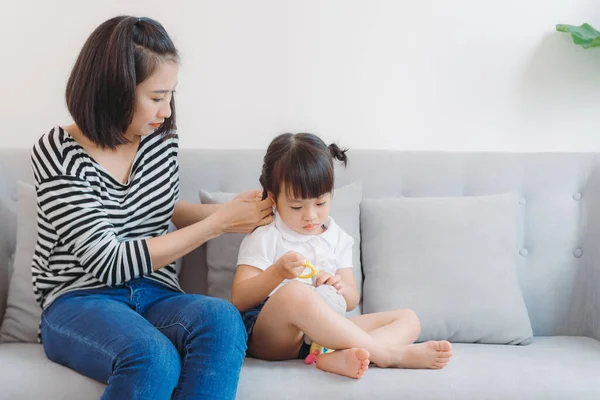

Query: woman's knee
(185, 296), (247, 344)
(118, 334), (182, 382)
(101, 335), (181, 399)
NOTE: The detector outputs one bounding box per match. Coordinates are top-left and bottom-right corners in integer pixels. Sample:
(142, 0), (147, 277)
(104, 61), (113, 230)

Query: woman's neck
(64, 123), (140, 152)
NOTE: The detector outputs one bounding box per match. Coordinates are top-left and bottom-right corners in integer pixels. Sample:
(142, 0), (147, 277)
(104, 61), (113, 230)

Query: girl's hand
(274, 251), (307, 280)
(213, 196), (273, 234)
(315, 271), (345, 294)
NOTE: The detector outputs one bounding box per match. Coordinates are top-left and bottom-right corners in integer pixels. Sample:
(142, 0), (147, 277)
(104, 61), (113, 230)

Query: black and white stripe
(31, 126), (182, 315)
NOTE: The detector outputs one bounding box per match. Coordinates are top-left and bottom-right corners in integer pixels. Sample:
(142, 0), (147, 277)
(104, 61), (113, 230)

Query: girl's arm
(231, 265), (286, 312)
(335, 268), (361, 311)
(231, 251), (306, 312)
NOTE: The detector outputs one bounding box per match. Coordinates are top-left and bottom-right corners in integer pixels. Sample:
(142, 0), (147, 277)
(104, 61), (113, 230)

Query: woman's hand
(213, 191), (273, 234)
(315, 271), (345, 294)
(233, 189), (264, 202)
(273, 251), (307, 280)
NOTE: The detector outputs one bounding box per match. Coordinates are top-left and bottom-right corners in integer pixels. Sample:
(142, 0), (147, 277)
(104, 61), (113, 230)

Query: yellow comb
(298, 260), (318, 279)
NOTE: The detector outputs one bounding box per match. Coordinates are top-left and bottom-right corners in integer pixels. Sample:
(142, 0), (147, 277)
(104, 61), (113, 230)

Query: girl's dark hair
(66, 16), (179, 149)
(259, 133), (349, 201)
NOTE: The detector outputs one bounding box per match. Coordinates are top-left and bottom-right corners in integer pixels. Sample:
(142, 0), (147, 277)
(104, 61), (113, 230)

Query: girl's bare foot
(316, 348), (370, 379)
(378, 340), (453, 369)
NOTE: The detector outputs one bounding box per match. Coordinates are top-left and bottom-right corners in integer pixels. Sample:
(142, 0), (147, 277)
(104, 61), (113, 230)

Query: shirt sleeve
(35, 175), (153, 286)
(237, 225), (278, 271)
(335, 231), (354, 272)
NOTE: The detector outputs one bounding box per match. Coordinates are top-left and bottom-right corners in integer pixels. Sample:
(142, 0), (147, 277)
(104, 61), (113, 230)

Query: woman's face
(126, 61), (179, 139)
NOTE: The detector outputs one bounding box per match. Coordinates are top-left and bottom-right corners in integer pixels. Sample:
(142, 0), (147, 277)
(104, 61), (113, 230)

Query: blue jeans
(40, 277), (247, 400)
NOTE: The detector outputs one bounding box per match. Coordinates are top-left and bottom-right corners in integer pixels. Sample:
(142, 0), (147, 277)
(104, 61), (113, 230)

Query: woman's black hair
(259, 133), (349, 201)
(66, 16), (179, 149)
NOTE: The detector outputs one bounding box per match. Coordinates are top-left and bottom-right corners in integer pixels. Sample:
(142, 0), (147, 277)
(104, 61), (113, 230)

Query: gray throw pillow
(200, 182), (363, 316)
(361, 193), (533, 344)
(0, 189), (17, 324)
(0, 182), (41, 343)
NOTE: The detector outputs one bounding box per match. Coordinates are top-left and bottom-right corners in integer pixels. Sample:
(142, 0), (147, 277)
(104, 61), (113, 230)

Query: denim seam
(41, 313), (117, 360)
(157, 322), (192, 400)
(154, 322), (192, 336)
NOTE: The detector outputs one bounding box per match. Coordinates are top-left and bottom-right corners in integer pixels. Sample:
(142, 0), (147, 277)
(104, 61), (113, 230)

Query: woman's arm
(171, 201), (220, 229)
(150, 197), (273, 271)
(171, 189), (264, 229)
(36, 176), (273, 286)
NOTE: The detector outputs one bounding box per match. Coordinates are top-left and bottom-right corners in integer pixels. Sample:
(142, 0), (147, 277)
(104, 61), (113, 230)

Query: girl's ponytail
(329, 143), (349, 167)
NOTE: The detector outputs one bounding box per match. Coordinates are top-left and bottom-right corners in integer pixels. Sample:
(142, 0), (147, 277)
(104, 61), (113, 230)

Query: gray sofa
(2, 148), (600, 400)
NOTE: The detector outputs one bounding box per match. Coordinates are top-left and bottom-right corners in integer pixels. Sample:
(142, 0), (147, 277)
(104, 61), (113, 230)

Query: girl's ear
(267, 192), (276, 208)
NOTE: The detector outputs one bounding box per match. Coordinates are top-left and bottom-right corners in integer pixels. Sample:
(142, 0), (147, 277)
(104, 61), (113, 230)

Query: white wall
(2, 0), (600, 151)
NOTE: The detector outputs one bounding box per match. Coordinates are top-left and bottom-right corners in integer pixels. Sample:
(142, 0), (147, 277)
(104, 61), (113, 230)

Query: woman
(31, 16), (272, 400)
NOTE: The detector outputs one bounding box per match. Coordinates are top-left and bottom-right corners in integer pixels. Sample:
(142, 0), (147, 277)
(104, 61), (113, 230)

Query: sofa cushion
(0, 343), (105, 399)
(200, 182), (363, 315)
(0, 182), (40, 343)
(235, 337), (600, 399)
(361, 193), (533, 344)
(1, 337), (599, 399)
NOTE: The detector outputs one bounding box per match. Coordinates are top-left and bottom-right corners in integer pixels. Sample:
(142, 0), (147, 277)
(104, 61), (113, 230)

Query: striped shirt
(31, 126), (182, 314)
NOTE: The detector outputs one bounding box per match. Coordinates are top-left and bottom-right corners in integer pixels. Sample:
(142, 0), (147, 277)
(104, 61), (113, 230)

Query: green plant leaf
(556, 23), (600, 48)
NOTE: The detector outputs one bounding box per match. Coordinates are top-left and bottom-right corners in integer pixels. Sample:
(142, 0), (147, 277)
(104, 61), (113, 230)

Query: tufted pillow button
(519, 198), (527, 205)
(519, 248), (528, 257)
(574, 248), (583, 258)
(573, 193), (582, 201)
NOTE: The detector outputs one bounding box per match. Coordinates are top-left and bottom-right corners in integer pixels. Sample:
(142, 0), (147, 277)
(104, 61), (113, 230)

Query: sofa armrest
(574, 160), (600, 341)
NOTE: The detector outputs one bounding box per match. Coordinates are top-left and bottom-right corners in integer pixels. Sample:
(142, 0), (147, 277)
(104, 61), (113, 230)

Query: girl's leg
(41, 290), (181, 400)
(350, 309), (422, 346)
(144, 293), (247, 400)
(318, 310), (452, 371)
(250, 282), (451, 369)
(248, 282), (370, 379)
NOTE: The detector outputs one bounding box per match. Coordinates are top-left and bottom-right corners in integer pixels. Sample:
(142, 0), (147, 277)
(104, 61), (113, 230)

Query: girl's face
(271, 183), (332, 235)
(126, 61), (179, 140)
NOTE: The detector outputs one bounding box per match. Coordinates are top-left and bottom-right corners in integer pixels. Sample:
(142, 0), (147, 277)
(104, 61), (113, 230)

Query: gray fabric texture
(0, 165), (18, 324)
(569, 163), (600, 341)
(199, 182), (363, 316)
(173, 150), (600, 338)
(0, 182), (41, 343)
(0, 344), (105, 400)
(0, 151), (34, 339)
(3, 149), (600, 398)
(3, 149), (600, 338)
(361, 194), (533, 344)
(3, 337), (599, 400)
(237, 336), (600, 400)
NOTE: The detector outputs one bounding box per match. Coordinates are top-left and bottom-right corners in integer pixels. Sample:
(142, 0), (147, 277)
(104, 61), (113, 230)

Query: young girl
(232, 133), (453, 379)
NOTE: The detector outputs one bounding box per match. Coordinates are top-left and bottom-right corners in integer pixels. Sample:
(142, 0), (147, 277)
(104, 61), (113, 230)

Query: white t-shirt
(237, 212), (354, 296)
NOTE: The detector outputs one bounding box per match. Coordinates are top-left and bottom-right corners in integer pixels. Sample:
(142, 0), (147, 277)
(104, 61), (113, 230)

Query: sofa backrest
(2, 148), (600, 337)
